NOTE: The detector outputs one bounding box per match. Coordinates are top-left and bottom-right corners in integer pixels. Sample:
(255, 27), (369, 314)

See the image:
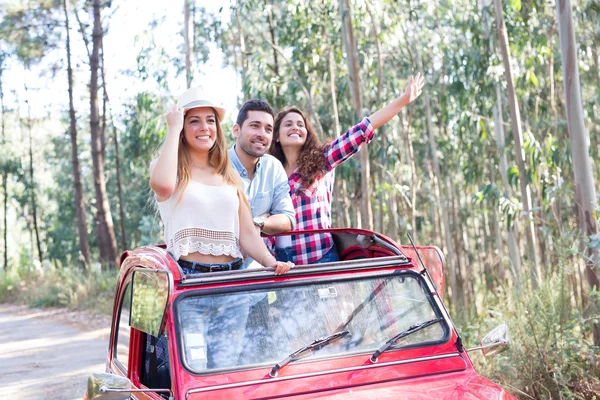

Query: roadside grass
(461, 274), (600, 400)
(0, 264), (117, 316)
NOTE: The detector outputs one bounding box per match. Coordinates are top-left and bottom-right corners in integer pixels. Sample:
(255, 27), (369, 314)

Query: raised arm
(149, 105), (184, 200)
(368, 73), (425, 129)
(323, 74), (424, 171)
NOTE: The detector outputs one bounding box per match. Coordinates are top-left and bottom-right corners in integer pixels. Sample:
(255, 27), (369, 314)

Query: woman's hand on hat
(403, 73), (425, 103)
(166, 104), (184, 132)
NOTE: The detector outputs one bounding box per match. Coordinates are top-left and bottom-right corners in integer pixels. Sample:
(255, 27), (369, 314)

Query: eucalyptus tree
(0, 50), (7, 270)
(493, 0), (541, 288)
(339, 0), (373, 230)
(184, 0), (193, 88)
(88, 0), (118, 267)
(555, 0), (600, 346)
(63, 0), (91, 269)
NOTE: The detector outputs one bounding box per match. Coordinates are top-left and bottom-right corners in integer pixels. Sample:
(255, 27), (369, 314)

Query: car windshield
(176, 271), (447, 373)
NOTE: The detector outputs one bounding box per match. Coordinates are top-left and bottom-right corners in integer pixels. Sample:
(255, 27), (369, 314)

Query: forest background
(0, 0), (599, 398)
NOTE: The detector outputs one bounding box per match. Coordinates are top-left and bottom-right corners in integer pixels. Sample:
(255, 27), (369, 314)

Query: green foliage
(0, 264), (117, 315)
(464, 258), (600, 399)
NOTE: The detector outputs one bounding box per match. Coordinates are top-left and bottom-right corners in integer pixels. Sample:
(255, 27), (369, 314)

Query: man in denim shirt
(229, 99), (295, 268)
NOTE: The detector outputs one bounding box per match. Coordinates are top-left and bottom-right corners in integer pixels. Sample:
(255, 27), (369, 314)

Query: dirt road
(0, 303), (112, 400)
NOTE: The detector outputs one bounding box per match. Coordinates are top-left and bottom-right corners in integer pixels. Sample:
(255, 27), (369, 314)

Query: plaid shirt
(287, 117), (374, 264)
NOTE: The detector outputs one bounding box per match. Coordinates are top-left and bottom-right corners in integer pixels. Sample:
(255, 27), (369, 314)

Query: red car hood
(295, 371), (516, 400)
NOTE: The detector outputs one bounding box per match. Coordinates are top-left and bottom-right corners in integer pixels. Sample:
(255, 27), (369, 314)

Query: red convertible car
(84, 228), (515, 399)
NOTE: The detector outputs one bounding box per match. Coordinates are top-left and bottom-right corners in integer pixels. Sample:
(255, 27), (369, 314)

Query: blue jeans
(275, 246), (294, 262)
(314, 244), (339, 264)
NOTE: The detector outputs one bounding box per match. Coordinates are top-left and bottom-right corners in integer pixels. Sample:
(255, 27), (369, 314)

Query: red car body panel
(100, 228), (515, 400)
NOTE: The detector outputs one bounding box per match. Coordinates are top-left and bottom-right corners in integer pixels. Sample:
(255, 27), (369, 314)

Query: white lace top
(157, 180), (242, 260)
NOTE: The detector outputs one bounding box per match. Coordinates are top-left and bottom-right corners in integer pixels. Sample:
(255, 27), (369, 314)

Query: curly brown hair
(270, 107), (328, 191)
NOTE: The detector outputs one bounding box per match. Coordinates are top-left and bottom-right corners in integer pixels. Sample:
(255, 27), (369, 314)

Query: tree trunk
(555, 0), (600, 345)
(365, 1), (386, 234)
(448, 176), (464, 314)
(64, 0), (91, 269)
(493, 0), (541, 288)
(112, 124), (127, 251)
(90, 0), (117, 267)
(493, 85), (523, 287)
(400, 109), (417, 237)
(184, 0), (193, 88)
(234, 0), (247, 96)
(265, 0), (280, 100)
(23, 75), (43, 265)
(339, 0), (372, 231)
(415, 48), (459, 310)
(0, 58), (7, 270)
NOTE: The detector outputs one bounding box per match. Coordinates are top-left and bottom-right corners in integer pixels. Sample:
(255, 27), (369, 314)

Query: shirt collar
(229, 145), (261, 176)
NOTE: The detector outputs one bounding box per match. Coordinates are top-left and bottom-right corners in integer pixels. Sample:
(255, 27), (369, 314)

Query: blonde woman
(150, 87), (293, 275)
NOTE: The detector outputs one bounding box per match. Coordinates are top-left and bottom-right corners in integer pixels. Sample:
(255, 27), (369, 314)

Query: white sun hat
(177, 87), (226, 121)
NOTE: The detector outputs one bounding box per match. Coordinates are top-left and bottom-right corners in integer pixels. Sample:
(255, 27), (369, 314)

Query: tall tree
(89, 0), (117, 267)
(23, 73), (43, 264)
(555, 0), (600, 345)
(493, 0), (541, 288)
(479, 0), (523, 282)
(339, 0), (373, 230)
(0, 51), (7, 271)
(184, 0), (193, 88)
(63, 0), (91, 269)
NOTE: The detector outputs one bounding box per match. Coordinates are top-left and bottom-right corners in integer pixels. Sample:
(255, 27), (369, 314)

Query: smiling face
(182, 108), (218, 153)
(234, 110), (274, 158)
(276, 112), (308, 150)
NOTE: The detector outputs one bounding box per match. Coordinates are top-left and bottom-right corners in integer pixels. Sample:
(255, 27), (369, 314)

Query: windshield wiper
(269, 330), (350, 377)
(369, 318), (443, 362)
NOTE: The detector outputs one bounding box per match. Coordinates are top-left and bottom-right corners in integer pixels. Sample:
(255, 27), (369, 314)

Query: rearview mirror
(466, 324), (510, 357)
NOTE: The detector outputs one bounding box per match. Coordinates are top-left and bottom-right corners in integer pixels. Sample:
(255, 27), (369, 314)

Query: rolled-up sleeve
(324, 117), (374, 172)
(270, 162), (296, 229)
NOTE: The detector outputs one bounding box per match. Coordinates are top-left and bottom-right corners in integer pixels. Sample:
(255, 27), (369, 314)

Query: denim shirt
(229, 146), (295, 269)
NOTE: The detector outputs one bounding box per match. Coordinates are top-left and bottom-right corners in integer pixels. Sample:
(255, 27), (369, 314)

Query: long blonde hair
(176, 108), (249, 208)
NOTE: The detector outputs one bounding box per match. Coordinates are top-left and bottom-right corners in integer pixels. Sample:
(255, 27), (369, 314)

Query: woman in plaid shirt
(269, 74), (425, 264)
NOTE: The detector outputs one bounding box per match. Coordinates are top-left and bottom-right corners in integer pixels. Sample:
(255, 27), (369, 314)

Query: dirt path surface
(0, 303), (112, 400)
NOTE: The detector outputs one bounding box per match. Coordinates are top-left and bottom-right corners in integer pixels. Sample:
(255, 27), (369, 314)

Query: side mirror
(467, 323), (510, 357)
(84, 373), (173, 399)
(84, 373), (131, 400)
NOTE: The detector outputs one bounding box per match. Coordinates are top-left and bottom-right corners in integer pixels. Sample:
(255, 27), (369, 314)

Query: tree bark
(365, 0), (386, 234)
(415, 48), (459, 309)
(90, 0), (117, 267)
(64, 0), (91, 269)
(234, 0), (247, 97)
(400, 109), (417, 237)
(555, 0), (600, 345)
(493, 0), (541, 288)
(23, 74), (43, 265)
(113, 123), (127, 251)
(339, 0), (372, 230)
(0, 57), (7, 270)
(184, 0), (193, 88)
(265, 0), (280, 100)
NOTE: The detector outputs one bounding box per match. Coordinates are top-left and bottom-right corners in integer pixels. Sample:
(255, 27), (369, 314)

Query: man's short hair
(236, 99), (275, 126)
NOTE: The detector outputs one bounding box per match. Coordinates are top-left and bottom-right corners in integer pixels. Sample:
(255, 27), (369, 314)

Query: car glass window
(177, 273), (445, 372)
(114, 282), (132, 370)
